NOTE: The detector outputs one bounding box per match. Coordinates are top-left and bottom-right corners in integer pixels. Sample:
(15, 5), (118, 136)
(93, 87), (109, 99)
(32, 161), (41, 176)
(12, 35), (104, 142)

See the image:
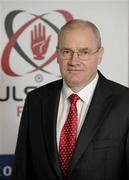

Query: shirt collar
(62, 73), (99, 104)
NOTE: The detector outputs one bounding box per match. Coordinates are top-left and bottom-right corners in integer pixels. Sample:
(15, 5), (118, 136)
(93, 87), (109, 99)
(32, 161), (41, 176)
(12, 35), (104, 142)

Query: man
(12, 19), (129, 179)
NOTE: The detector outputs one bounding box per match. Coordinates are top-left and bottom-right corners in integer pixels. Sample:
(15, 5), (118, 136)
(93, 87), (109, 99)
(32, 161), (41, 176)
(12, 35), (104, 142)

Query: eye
(62, 49), (71, 55)
(82, 50), (88, 55)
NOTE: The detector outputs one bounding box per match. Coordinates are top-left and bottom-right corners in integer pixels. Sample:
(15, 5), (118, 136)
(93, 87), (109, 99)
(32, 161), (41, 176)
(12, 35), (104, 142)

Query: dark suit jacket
(12, 72), (129, 180)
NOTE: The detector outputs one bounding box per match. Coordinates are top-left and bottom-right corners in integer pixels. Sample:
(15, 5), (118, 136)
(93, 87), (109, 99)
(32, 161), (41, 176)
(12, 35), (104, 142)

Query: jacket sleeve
(126, 119), (129, 179)
(11, 94), (34, 179)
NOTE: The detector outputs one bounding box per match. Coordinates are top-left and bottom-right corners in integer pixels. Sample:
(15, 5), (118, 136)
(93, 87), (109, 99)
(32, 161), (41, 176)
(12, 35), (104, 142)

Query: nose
(69, 52), (80, 65)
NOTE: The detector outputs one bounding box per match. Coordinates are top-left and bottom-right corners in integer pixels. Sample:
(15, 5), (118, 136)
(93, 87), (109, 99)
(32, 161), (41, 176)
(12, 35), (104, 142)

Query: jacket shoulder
(28, 79), (63, 98)
(108, 79), (129, 95)
(99, 71), (129, 95)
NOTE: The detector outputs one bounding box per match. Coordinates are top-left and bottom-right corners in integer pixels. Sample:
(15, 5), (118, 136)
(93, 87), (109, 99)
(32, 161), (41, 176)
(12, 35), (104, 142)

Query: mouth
(68, 69), (83, 72)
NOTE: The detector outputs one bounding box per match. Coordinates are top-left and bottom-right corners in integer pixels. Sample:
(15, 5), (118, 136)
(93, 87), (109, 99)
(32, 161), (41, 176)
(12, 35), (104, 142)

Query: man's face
(57, 27), (104, 92)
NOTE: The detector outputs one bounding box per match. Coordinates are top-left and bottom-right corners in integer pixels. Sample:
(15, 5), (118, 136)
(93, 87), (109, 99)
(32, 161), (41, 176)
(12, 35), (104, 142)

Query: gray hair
(57, 19), (102, 49)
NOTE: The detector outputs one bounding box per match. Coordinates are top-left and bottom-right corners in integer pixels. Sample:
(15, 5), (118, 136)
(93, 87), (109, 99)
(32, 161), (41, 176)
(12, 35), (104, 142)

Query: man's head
(57, 19), (102, 49)
(57, 19), (104, 92)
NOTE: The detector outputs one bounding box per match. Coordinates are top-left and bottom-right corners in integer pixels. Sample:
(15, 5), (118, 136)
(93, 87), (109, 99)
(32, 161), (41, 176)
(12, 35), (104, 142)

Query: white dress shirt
(56, 73), (99, 149)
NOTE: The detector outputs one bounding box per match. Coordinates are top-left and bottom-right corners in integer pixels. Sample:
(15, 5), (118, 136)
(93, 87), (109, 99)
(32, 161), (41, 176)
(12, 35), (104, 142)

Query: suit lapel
(68, 73), (113, 175)
(42, 80), (63, 178)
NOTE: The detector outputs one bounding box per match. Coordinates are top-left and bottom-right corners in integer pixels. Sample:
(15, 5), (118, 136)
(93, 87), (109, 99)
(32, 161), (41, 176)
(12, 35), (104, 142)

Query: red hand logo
(31, 23), (51, 60)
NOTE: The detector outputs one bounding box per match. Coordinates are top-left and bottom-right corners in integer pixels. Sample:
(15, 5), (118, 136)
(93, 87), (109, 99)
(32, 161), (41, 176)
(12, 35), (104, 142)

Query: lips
(68, 69), (83, 71)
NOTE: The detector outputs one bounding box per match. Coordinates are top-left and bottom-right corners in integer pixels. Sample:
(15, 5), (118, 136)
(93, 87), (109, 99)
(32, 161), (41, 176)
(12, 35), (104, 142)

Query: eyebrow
(79, 48), (89, 51)
(61, 47), (89, 51)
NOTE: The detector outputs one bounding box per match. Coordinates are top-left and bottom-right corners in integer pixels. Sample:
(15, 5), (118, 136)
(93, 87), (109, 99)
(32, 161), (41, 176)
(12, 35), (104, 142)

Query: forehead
(59, 27), (97, 49)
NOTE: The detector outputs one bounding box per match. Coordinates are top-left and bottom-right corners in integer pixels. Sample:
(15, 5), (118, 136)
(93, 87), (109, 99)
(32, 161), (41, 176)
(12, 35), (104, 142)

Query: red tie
(59, 94), (79, 176)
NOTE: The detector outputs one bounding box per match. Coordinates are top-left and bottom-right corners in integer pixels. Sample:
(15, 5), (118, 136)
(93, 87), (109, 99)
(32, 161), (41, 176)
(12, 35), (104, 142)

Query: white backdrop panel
(0, 0), (128, 154)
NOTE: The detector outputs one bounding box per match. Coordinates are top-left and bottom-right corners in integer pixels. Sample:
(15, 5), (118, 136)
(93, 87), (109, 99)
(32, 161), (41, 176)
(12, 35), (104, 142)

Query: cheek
(87, 60), (99, 70)
(58, 61), (67, 72)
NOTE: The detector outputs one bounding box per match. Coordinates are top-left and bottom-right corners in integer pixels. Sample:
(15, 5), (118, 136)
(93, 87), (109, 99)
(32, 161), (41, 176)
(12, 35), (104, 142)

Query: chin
(67, 79), (81, 86)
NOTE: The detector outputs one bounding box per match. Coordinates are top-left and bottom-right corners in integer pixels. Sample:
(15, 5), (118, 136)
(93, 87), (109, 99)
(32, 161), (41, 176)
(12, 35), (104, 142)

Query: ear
(97, 47), (104, 65)
(56, 47), (60, 64)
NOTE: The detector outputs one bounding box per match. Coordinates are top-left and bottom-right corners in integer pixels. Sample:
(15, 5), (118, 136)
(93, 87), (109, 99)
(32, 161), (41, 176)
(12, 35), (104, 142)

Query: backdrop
(0, 0), (128, 178)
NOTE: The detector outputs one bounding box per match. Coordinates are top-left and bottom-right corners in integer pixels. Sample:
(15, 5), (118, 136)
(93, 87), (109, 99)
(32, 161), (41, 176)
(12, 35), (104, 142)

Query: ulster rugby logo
(1, 10), (73, 77)
(31, 24), (51, 60)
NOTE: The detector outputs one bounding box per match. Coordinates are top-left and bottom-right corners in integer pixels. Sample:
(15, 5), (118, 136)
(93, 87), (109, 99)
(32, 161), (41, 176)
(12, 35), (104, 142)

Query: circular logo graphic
(34, 74), (43, 83)
(1, 10), (73, 77)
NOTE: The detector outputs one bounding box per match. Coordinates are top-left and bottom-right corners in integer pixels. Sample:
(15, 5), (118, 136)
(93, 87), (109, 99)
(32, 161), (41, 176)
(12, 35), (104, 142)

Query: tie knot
(69, 94), (80, 104)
